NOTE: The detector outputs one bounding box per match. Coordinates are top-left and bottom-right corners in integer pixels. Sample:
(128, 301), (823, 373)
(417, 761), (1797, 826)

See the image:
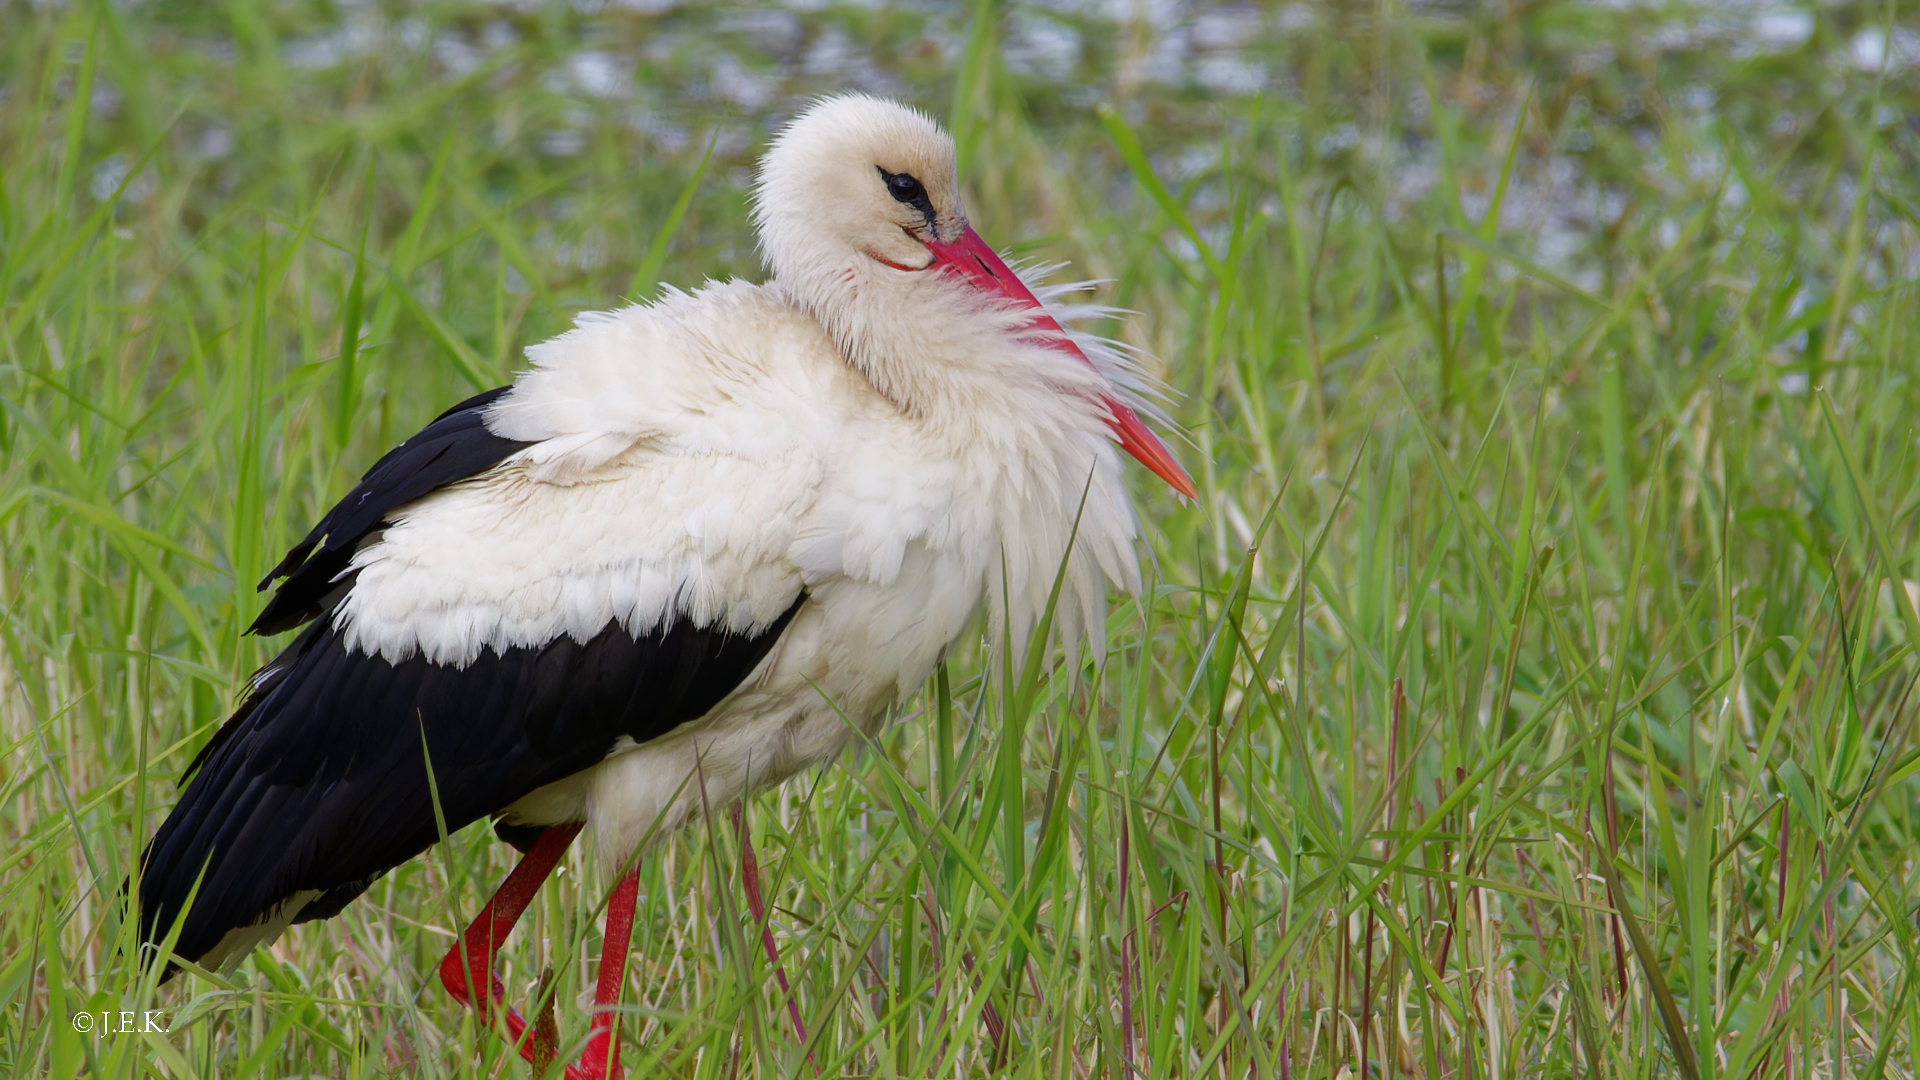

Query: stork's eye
(880, 169), (926, 204)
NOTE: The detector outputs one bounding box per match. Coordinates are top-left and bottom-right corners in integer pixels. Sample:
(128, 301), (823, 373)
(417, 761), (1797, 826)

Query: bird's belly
(517, 542), (983, 874)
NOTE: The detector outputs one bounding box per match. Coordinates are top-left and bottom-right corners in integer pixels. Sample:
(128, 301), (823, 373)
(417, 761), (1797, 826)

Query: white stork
(137, 94), (1192, 1078)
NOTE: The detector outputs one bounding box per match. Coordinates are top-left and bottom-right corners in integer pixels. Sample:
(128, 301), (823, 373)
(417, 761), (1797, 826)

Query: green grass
(4, 0), (1920, 1077)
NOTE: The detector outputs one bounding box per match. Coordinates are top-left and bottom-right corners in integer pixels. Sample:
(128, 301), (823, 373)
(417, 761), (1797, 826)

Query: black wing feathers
(251, 386), (532, 636)
(140, 387), (808, 972)
(140, 599), (802, 966)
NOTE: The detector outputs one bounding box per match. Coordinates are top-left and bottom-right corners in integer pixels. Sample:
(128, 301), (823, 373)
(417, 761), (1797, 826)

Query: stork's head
(753, 94), (1195, 499)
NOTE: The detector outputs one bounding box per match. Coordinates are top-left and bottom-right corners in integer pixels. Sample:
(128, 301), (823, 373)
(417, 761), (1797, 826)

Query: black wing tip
(258, 545), (311, 593)
(122, 854), (186, 982)
(248, 602), (320, 638)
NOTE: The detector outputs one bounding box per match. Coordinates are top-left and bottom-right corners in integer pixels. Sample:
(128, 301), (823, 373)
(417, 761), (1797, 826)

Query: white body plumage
(341, 267), (1149, 871)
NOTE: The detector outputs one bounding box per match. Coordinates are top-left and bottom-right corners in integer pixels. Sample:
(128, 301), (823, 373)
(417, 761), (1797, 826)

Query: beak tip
(1155, 459), (1199, 501)
(1106, 400), (1196, 500)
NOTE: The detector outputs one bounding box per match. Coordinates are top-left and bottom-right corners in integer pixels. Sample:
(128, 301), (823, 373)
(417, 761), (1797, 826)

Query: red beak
(923, 226), (1197, 499)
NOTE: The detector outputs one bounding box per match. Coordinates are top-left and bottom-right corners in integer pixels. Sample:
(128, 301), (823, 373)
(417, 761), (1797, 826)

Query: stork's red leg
(439, 822), (583, 1065)
(733, 803), (812, 1059)
(570, 861), (640, 1080)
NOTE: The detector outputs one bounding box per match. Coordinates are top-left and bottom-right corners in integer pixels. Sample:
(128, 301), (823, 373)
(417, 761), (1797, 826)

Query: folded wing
(139, 368), (811, 971)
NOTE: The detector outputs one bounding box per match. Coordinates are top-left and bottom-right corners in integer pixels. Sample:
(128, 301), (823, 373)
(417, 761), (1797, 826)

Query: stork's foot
(437, 823), (641, 1080)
